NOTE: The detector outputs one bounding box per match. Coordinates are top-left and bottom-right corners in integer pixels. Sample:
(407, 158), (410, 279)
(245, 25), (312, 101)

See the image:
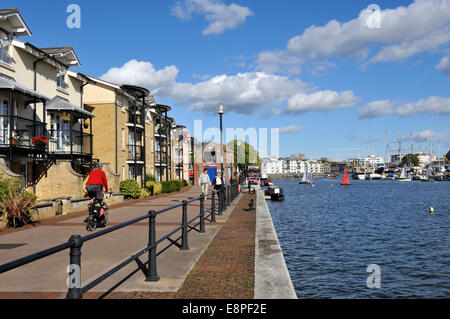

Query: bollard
(211, 191), (216, 223)
(180, 201), (189, 250)
(200, 194), (206, 233)
(218, 189), (223, 216)
(66, 235), (83, 299)
(146, 211), (160, 282)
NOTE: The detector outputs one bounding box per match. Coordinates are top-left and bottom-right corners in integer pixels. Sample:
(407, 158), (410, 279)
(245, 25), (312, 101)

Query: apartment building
(83, 77), (161, 187)
(0, 9), (98, 200)
(261, 157), (324, 175)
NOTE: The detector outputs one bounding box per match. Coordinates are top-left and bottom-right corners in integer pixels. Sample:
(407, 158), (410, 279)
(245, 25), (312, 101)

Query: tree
(227, 140), (261, 170)
(401, 154), (419, 167)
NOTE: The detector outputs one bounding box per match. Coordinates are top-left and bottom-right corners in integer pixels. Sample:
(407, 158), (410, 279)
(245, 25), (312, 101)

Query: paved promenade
(0, 186), (247, 299)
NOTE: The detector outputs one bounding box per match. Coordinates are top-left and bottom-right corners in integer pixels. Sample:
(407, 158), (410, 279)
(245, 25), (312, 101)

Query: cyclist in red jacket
(86, 163), (109, 201)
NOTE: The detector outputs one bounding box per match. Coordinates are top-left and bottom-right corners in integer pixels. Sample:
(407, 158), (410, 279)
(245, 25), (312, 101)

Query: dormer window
(57, 69), (68, 90)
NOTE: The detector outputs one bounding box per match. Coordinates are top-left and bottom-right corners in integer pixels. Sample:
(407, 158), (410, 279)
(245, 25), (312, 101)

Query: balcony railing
(48, 130), (93, 159)
(0, 115), (47, 154)
(127, 145), (145, 162)
(127, 113), (144, 127)
(155, 151), (168, 165)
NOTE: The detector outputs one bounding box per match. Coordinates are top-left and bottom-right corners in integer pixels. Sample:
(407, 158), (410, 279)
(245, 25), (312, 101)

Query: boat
(352, 167), (367, 180)
(365, 173), (384, 180)
(341, 170), (351, 186)
(299, 171), (313, 185)
(327, 174), (339, 179)
(387, 173), (396, 180)
(398, 167), (412, 182)
(267, 186), (285, 201)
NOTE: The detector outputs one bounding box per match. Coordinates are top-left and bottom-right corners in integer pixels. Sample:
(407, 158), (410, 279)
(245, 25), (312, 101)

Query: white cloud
(396, 96), (450, 117)
(279, 125), (305, 134)
(286, 90), (361, 114)
(101, 60), (307, 115)
(357, 96), (450, 118)
(255, 0), (450, 73)
(357, 100), (394, 119)
(100, 60), (178, 95)
(436, 55), (450, 74)
(402, 130), (450, 144)
(171, 0), (253, 35)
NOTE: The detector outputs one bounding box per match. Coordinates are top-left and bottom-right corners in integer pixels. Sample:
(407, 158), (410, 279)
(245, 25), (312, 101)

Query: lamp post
(217, 104), (224, 181)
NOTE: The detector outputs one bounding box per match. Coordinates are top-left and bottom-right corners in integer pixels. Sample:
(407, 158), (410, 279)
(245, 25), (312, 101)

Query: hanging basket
(60, 112), (71, 121)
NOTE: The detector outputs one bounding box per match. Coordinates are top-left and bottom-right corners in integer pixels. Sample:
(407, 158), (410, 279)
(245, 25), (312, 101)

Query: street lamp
(217, 104), (224, 181)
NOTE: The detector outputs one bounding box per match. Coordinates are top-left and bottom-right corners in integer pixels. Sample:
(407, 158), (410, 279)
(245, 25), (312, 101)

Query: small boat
(398, 167), (412, 182)
(341, 170), (351, 186)
(300, 171), (314, 185)
(267, 186), (285, 201)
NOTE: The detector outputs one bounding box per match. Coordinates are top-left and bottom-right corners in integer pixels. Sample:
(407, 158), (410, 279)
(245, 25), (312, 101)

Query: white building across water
(261, 157), (324, 175)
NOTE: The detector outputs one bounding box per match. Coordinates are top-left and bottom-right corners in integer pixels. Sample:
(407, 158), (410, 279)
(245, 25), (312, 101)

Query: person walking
(199, 168), (211, 198)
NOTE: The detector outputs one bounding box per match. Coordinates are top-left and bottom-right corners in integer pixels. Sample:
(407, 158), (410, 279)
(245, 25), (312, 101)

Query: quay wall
(254, 189), (297, 299)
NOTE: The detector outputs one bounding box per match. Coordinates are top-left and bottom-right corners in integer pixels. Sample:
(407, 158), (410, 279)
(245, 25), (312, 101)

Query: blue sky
(6, 0), (450, 160)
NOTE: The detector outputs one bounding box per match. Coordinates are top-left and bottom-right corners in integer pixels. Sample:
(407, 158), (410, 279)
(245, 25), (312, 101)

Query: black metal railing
(128, 113), (144, 127)
(127, 144), (145, 162)
(0, 115), (47, 150)
(48, 130), (93, 157)
(0, 183), (240, 299)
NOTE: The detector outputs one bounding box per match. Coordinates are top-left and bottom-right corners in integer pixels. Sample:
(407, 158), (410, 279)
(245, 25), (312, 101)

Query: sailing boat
(341, 170), (351, 186)
(299, 171), (310, 184)
(398, 166), (412, 182)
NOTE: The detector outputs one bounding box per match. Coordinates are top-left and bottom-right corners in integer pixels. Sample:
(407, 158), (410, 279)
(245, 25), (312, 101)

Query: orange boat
(341, 170), (351, 186)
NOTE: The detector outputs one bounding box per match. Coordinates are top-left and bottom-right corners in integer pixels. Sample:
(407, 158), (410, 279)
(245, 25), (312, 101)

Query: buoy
(429, 207), (435, 215)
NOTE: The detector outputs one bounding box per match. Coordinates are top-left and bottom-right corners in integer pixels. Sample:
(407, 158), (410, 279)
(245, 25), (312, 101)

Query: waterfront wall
(255, 189), (297, 299)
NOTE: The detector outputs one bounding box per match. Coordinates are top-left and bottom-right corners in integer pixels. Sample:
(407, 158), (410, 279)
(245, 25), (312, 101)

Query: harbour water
(266, 178), (450, 298)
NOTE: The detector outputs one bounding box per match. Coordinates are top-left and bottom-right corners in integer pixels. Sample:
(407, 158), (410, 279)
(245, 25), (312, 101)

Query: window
(0, 100), (8, 144)
(57, 70), (67, 90)
(0, 44), (11, 64)
(129, 166), (136, 180)
(121, 128), (125, 150)
(122, 166), (125, 181)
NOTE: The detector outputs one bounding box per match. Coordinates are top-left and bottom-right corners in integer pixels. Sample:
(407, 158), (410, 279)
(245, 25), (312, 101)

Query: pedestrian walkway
(0, 186), (245, 299)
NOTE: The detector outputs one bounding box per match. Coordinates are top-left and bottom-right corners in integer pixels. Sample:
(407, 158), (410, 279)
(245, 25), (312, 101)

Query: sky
(5, 0), (450, 161)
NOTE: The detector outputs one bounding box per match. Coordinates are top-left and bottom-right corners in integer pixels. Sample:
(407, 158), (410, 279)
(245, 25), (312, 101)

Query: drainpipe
(32, 57), (45, 195)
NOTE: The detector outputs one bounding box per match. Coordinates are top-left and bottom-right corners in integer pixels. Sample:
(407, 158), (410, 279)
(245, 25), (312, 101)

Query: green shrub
(153, 182), (162, 195)
(161, 180), (184, 194)
(120, 179), (141, 199)
(145, 174), (156, 183)
(0, 178), (21, 201)
(140, 188), (151, 199)
(183, 180), (189, 187)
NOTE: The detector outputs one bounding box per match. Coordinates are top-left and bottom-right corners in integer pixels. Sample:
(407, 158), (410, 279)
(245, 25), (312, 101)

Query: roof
(40, 47), (81, 66)
(0, 8), (32, 36)
(0, 74), (49, 102)
(46, 96), (95, 118)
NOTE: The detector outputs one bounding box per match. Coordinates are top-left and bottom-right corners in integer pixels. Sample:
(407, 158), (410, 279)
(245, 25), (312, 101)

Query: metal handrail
(0, 182), (240, 299)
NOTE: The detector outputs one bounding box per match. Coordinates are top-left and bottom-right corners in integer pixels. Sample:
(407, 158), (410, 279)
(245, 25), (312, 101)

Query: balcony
(127, 113), (144, 129)
(0, 115), (48, 159)
(127, 145), (145, 162)
(155, 151), (168, 166)
(48, 129), (93, 162)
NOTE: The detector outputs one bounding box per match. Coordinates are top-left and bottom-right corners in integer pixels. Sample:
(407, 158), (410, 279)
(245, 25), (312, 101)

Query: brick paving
(0, 190), (256, 299)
